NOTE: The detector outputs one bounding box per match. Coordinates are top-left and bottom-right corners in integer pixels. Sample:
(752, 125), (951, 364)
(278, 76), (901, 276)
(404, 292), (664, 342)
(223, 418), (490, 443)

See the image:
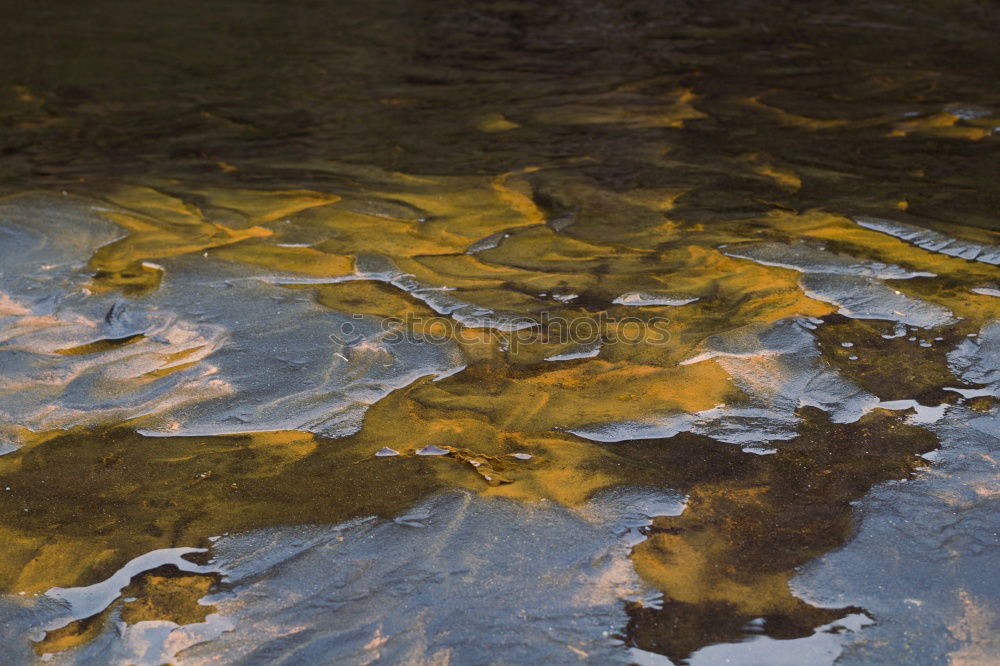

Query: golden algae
(0, 183), (983, 657)
(534, 86), (706, 129)
(312, 280), (439, 320)
(0, 427), (444, 594)
(738, 95), (856, 130)
(119, 569), (218, 625)
(79, 183), (337, 277)
(212, 243), (355, 277)
(86, 199), (272, 274)
(888, 112), (990, 141)
(477, 113), (520, 133)
(88, 260), (164, 296)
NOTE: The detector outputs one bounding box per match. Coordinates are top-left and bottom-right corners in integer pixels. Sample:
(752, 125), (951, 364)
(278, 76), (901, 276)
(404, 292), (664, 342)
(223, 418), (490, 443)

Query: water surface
(0, 1), (998, 663)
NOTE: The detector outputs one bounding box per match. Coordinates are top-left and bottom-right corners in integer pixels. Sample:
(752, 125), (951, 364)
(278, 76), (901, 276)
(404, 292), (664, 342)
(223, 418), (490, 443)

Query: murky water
(1, 0), (998, 663)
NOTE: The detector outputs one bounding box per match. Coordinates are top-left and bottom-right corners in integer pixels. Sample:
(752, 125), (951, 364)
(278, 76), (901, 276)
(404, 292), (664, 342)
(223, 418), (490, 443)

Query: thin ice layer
(683, 318), (879, 430)
(799, 273), (955, 328)
(269, 253), (538, 332)
(0, 196), (463, 443)
(9, 489), (686, 665)
(571, 319), (879, 448)
(722, 239), (955, 329)
(612, 292), (699, 307)
(722, 241), (933, 279)
(0, 193), (126, 279)
(972, 285), (1000, 298)
(947, 321), (1000, 395)
(791, 319), (1000, 665)
(854, 216), (1000, 265)
(679, 613), (875, 666)
(355, 253), (538, 331)
(143, 260), (463, 437)
(791, 407), (1000, 665)
(0, 292), (228, 436)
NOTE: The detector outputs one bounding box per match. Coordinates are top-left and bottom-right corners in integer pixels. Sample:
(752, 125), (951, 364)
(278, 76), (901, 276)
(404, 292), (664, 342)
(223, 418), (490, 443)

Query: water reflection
(0, 0), (998, 663)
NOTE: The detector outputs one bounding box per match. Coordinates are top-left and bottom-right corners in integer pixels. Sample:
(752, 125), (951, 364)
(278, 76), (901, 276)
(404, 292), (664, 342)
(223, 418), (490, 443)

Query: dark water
(0, 1), (998, 664)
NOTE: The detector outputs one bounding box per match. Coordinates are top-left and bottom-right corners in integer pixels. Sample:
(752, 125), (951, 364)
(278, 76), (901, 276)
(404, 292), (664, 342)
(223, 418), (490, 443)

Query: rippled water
(0, 1), (998, 664)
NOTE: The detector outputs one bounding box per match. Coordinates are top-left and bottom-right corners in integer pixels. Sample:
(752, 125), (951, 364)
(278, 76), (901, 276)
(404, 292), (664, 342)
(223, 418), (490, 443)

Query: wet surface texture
(0, 0), (998, 663)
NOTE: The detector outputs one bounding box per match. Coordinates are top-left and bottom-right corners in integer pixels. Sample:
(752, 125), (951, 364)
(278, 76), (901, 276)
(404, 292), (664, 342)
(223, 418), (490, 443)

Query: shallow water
(0, 0), (998, 663)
